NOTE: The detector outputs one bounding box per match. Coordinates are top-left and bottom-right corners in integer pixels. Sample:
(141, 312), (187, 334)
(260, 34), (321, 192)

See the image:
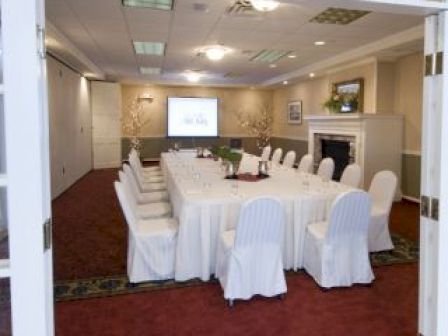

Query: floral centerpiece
(323, 90), (360, 113)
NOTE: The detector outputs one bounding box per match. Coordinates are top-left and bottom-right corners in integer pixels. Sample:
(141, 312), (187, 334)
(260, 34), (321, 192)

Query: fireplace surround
(305, 114), (403, 196)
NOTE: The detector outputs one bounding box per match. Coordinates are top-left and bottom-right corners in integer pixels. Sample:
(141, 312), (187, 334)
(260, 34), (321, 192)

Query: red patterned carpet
(56, 263), (417, 336)
(50, 169), (420, 335)
(53, 169), (126, 281)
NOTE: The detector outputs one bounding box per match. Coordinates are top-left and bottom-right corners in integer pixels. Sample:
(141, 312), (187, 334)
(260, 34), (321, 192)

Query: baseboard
(402, 195), (420, 203)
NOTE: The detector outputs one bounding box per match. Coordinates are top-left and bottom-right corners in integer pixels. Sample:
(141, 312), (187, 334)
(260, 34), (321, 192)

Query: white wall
(47, 56), (92, 199)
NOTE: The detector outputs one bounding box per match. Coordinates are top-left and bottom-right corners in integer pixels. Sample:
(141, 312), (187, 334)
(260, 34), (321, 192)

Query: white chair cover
(238, 153), (259, 175)
(129, 152), (164, 182)
(118, 171), (172, 219)
(282, 151), (296, 168)
(127, 160), (167, 192)
(317, 157), (335, 180)
(340, 163), (362, 188)
(120, 169), (169, 204)
(303, 190), (374, 288)
(260, 146), (272, 161)
(271, 148), (283, 165)
(129, 148), (161, 173)
(297, 154), (313, 174)
(368, 170), (397, 252)
(216, 197), (287, 301)
(114, 181), (178, 283)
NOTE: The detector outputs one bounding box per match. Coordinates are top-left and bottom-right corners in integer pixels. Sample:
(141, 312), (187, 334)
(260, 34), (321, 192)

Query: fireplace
(313, 133), (356, 181)
(321, 139), (350, 181)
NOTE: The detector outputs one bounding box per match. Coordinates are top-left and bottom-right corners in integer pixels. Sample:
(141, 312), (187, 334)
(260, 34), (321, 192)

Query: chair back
(261, 146), (271, 161)
(114, 181), (138, 235)
(282, 151), (296, 168)
(119, 170), (141, 202)
(368, 170), (397, 214)
(234, 197), (285, 249)
(271, 148), (283, 165)
(326, 191), (371, 242)
(317, 157), (335, 180)
(123, 164), (144, 193)
(128, 154), (146, 186)
(340, 163), (362, 188)
(298, 154), (313, 173)
(238, 153), (259, 175)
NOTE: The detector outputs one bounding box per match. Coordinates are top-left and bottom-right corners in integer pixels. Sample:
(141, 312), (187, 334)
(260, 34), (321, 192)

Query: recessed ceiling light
(288, 54), (297, 59)
(314, 41), (326, 46)
(184, 71), (201, 83)
(122, 0), (173, 10)
(283, 80), (288, 85)
(133, 41), (165, 56)
(140, 67), (161, 75)
(202, 45), (229, 61)
(309, 73), (315, 78)
(269, 64), (277, 68)
(249, 0), (279, 12)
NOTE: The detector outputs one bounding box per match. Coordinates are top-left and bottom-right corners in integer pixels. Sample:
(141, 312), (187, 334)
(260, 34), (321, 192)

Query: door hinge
(37, 25), (46, 59)
(425, 52), (444, 76)
(421, 195), (439, 221)
(43, 218), (52, 251)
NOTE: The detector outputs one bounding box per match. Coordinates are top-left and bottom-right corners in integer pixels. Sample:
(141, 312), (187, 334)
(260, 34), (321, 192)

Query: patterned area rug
(54, 234), (418, 302)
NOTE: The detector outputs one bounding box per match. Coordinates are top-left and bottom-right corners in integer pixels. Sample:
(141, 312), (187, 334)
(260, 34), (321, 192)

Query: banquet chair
(129, 151), (164, 181)
(114, 181), (178, 283)
(303, 190), (374, 288)
(368, 170), (397, 252)
(340, 163), (362, 188)
(317, 157), (335, 181)
(120, 169), (169, 204)
(271, 148), (283, 165)
(238, 153), (259, 175)
(118, 170), (172, 219)
(129, 148), (162, 174)
(127, 160), (167, 193)
(216, 197), (287, 306)
(297, 154), (313, 174)
(282, 151), (296, 168)
(261, 145), (272, 161)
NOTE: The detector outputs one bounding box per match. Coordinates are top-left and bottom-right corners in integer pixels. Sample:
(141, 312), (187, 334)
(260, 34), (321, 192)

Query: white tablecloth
(161, 152), (353, 281)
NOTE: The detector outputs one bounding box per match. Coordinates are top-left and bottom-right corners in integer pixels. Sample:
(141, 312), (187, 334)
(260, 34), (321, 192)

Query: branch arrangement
(235, 104), (273, 149)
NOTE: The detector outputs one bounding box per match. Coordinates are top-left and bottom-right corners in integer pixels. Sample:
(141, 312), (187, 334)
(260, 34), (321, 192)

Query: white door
(92, 81), (122, 169)
(1, 0), (54, 335)
(419, 11), (448, 336)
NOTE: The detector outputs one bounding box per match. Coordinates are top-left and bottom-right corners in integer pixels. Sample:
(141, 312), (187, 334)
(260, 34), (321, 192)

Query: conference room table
(160, 151), (353, 282)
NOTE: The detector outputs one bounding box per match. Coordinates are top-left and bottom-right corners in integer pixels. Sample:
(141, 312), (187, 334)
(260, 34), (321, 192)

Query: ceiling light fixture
(203, 45), (228, 61)
(249, 0), (279, 12)
(184, 71), (201, 83)
(288, 54), (297, 59)
(133, 41), (166, 55)
(283, 80), (288, 85)
(269, 64), (277, 68)
(314, 41), (326, 46)
(309, 73), (315, 78)
(122, 0), (173, 11)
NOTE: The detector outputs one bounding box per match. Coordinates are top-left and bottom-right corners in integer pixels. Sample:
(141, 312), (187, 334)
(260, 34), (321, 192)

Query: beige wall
(121, 85), (273, 137)
(48, 56), (92, 199)
(272, 62), (376, 140)
(393, 52), (423, 152)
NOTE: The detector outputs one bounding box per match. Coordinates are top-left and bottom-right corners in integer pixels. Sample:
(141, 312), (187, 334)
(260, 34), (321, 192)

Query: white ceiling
(45, 0), (424, 86)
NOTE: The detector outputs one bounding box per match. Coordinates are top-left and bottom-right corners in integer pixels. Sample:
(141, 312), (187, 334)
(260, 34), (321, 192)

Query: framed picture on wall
(287, 100), (302, 124)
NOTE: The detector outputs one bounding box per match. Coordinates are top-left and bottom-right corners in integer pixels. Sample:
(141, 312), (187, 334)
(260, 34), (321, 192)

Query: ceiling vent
(250, 49), (291, 63)
(226, 0), (257, 16)
(310, 7), (370, 25)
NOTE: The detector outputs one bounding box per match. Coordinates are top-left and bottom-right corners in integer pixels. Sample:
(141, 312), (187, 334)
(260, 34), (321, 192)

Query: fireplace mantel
(306, 113), (403, 197)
